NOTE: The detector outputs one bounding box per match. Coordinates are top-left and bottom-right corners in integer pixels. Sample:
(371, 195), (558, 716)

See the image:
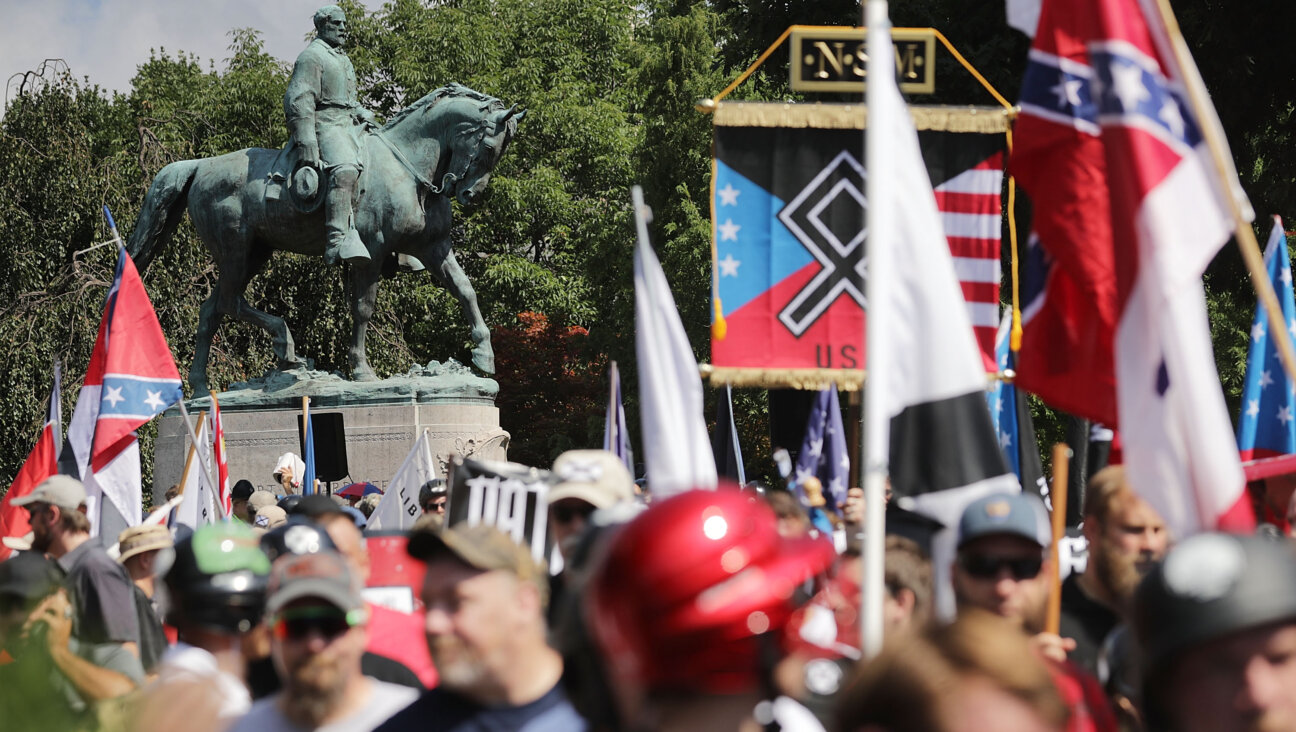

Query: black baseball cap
(0, 553), (63, 602)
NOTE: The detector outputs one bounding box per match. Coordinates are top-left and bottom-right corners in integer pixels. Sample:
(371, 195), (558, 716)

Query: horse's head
(454, 104), (524, 206)
(437, 101), (524, 206)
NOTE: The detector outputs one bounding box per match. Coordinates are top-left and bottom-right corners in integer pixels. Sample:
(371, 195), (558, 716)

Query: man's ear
(896, 587), (917, 616)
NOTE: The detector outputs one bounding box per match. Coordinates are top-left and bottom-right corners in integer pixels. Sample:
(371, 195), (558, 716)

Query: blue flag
(793, 385), (848, 511)
(1237, 216), (1296, 461)
(302, 405), (317, 495)
(988, 314), (1049, 506)
(988, 315), (1022, 476)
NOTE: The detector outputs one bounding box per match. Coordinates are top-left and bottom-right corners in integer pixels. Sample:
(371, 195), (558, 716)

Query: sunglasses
(551, 502), (596, 524)
(272, 607), (364, 641)
(424, 498), (447, 512)
(958, 554), (1043, 581)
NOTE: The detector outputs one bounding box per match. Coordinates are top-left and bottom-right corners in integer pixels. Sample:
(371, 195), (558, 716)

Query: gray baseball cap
(12, 475), (87, 512)
(266, 549), (364, 615)
(957, 492), (1049, 549)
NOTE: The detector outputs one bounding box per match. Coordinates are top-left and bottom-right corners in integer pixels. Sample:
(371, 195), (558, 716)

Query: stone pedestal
(153, 361), (508, 499)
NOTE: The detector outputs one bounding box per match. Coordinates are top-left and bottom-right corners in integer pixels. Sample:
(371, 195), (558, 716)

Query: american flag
(934, 152), (1004, 367)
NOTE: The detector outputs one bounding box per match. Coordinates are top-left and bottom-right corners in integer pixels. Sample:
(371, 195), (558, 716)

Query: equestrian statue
(126, 5), (522, 396)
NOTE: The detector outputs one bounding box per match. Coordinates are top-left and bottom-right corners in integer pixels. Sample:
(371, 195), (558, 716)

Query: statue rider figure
(285, 5), (374, 265)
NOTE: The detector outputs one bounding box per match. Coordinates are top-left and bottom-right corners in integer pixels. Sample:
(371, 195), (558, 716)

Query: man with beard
(0, 552), (143, 730)
(1060, 466), (1168, 673)
(1134, 533), (1296, 732)
(376, 524), (585, 731)
(228, 550), (416, 732)
(951, 493), (1117, 732)
(14, 476), (140, 654)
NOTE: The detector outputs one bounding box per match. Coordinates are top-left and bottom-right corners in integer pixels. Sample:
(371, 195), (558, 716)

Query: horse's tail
(126, 159), (199, 272)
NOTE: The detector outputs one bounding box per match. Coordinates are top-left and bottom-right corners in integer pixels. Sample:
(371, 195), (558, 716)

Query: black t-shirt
(1058, 572), (1119, 675)
(132, 585), (168, 673)
(375, 681), (588, 732)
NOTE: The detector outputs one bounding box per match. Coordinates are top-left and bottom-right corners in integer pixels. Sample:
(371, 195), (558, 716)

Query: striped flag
(0, 363), (62, 559)
(67, 243), (182, 531)
(1012, 0), (1252, 535)
(935, 152), (1005, 367)
(211, 394), (231, 517)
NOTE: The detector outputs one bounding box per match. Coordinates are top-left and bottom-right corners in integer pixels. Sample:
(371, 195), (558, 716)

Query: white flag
(370, 430), (437, 531)
(84, 440), (142, 535)
(173, 420), (216, 530)
(632, 186), (717, 498)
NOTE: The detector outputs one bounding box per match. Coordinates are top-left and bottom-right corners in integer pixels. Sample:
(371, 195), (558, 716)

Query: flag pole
(177, 400), (219, 509)
(176, 411), (208, 496)
(860, 0), (893, 660)
(1044, 443), (1070, 635)
(1149, 0), (1296, 387)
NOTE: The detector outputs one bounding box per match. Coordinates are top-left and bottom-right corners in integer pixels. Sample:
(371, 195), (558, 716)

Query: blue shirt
(374, 681), (587, 732)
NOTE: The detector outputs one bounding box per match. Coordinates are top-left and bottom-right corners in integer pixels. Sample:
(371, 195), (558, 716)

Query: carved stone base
(153, 363), (509, 500)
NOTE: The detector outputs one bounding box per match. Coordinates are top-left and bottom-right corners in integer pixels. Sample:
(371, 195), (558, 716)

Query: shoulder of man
(291, 40), (332, 71)
(373, 688), (475, 732)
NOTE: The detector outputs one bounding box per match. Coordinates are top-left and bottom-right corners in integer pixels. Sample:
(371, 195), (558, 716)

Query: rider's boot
(323, 165), (370, 265)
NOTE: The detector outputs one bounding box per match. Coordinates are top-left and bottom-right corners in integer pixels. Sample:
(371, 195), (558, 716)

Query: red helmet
(587, 488), (836, 694)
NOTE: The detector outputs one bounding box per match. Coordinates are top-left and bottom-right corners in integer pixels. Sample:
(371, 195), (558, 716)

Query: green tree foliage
(0, 0), (1281, 492)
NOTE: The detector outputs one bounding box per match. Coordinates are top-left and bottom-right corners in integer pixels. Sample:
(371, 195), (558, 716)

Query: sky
(1, 0), (386, 99)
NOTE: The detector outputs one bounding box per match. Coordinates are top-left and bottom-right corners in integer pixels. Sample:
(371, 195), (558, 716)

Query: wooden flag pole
(176, 411), (208, 495)
(1045, 443), (1070, 636)
(1150, 0), (1296, 388)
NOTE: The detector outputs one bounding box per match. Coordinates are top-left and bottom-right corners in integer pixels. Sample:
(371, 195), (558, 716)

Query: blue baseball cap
(957, 493), (1049, 549)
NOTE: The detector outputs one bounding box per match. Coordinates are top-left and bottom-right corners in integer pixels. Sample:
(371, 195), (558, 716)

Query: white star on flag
(103, 386), (125, 408)
(1279, 405), (1294, 425)
(1158, 98), (1184, 139)
(717, 219), (741, 242)
(1261, 370), (1275, 389)
(839, 453), (850, 470)
(795, 467), (814, 484)
(717, 183), (741, 206)
(1288, 318), (1296, 341)
(1050, 77), (1083, 108)
(1253, 321), (1267, 343)
(1246, 399), (1260, 418)
(999, 431), (1012, 449)
(1110, 62), (1149, 111)
(808, 438), (824, 457)
(828, 476), (843, 495)
(1283, 267), (1293, 286)
(144, 390), (166, 411)
(717, 254), (741, 277)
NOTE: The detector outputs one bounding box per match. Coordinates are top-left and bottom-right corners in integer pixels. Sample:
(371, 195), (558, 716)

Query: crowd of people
(1, 450), (1295, 732)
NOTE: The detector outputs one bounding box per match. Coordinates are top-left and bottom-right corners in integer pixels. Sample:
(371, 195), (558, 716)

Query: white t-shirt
(153, 641), (252, 721)
(227, 678), (418, 732)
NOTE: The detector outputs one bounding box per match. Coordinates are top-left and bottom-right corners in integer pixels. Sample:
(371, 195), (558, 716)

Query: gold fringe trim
(713, 102), (1013, 133)
(699, 365), (1014, 390)
(700, 365), (865, 391)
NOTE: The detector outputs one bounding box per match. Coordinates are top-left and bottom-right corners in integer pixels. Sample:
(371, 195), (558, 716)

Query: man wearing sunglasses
(228, 550), (417, 732)
(951, 493), (1117, 731)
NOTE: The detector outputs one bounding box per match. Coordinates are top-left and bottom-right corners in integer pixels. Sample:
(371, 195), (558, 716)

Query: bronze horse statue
(127, 84), (522, 395)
